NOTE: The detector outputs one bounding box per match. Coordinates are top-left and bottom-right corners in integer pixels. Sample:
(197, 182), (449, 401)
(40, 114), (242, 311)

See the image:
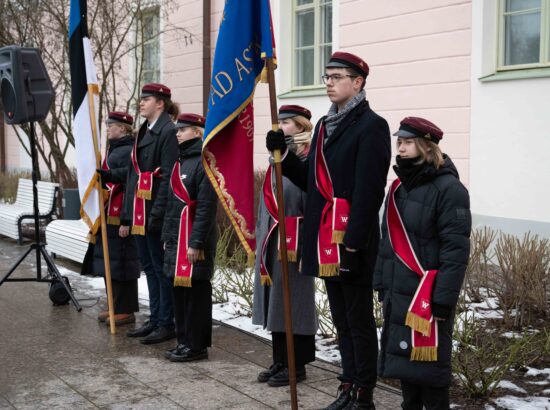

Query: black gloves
(148, 217), (163, 236)
(339, 248), (360, 280)
(266, 129), (287, 154)
(96, 168), (112, 183)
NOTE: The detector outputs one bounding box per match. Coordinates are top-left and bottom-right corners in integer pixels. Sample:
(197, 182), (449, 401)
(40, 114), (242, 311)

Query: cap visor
(393, 129), (417, 138)
(278, 113), (297, 120)
(326, 61), (349, 69)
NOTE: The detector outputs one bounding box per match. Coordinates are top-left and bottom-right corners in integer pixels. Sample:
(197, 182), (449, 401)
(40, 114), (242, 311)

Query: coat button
(399, 341), (408, 350)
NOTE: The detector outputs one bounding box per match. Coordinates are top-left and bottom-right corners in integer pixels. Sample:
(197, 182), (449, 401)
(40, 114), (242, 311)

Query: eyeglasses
(321, 74), (358, 84)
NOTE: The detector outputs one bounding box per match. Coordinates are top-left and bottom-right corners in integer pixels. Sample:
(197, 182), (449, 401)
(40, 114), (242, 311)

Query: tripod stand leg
(40, 247), (82, 312)
(0, 246), (34, 286)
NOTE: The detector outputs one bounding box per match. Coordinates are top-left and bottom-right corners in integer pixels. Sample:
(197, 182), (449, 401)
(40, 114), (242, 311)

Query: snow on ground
(492, 395), (550, 410)
(495, 380), (527, 394)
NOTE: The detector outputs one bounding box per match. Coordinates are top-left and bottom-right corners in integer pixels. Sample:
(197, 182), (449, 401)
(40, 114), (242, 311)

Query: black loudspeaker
(0, 45), (54, 124)
(49, 276), (72, 306)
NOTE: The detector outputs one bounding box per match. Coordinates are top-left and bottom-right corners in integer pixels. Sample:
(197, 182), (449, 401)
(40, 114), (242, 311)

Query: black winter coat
(93, 136), (140, 281)
(282, 100), (391, 285)
(161, 138), (218, 282)
(120, 111), (179, 232)
(373, 157), (471, 387)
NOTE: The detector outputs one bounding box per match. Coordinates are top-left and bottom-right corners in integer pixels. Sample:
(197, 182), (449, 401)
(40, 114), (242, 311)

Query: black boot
(344, 387), (375, 410)
(322, 382), (354, 410)
(257, 362), (284, 383)
(267, 366), (306, 387)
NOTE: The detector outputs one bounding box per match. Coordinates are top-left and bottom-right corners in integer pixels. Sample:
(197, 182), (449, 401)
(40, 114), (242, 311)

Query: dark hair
(346, 68), (366, 90)
(156, 96), (180, 121)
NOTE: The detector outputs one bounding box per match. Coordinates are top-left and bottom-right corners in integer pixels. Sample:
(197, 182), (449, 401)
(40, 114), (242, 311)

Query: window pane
(296, 10), (314, 47)
(505, 0), (540, 12)
(320, 44), (332, 70)
(296, 0), (313, 5)
(504, 12), (541, 65)
(295, 48), (314, 86)
(320, 4), (332, 44)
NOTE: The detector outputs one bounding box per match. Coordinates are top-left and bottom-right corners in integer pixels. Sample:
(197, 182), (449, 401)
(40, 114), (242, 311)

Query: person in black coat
(267, 52), (391, 410)
(373, 117), (471, 410)
(94, 111), (140, 326)
(118, 83), (180, 344)
(161, 113), (218, 362)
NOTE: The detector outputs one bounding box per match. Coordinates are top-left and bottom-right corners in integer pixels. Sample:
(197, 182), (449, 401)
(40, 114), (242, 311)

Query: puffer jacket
(161, 138), (218, 282)
(373, 156), (471, 387)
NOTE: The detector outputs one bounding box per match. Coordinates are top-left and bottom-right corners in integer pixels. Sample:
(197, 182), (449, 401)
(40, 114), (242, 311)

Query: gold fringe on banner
(107, 216), (120, 225)
(405, 312), (432, 337)
(410, 346), (437, 362)
(319, 264), (339, 277)
(173, 276), (192, 287)
(260, 275), (273, 286)
(247, 252), (255, 267)
(136, 189), (152, 200)
(331, 230), (345, 244)
(131, 225), (145, 235)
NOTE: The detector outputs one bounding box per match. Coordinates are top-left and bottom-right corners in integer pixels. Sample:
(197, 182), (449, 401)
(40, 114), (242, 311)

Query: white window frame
(292, 0), (333, 89)
(137, 6), (161, 85)
(497, 0), (550, 71)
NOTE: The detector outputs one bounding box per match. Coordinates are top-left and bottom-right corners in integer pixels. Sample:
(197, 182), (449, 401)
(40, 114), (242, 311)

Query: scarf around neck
(324, 89), (366, 137)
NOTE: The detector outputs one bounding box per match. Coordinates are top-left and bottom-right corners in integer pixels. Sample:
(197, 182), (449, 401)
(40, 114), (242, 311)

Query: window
(293, 0), (332, 88)
(498, 0), (550, 69)
(137, 7), (161, 84)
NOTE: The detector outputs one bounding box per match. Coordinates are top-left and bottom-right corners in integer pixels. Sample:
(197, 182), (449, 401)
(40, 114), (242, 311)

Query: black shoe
(126, 321), (157, 338)
(343, 387), (375, 410)
(169, 346), (208, 362)
(258, 362), (284, 383)
(164, 344), (185, 360)
(140, 327), (176, 345)
(267, 366), (306, 387)
(322, 382), (354, 410)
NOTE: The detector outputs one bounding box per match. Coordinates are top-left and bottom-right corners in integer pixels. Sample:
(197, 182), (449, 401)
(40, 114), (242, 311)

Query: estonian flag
(69, 0), (101, 234)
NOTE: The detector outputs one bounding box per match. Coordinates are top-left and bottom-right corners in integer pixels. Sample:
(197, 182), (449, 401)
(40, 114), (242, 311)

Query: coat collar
(137, 111), (172, 148)
(323, 100), (370, 151)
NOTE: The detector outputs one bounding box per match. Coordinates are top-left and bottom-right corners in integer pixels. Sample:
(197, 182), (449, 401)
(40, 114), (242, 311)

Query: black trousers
(104, 278), (139, 314)
(172, 280), (212, 351)
(325, 280), (378, 389)
(272, 332), (316, 369)
(401, 381), (450, 410)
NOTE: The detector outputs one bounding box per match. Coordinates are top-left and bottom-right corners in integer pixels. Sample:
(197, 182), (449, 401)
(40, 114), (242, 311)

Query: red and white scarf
(130, 136), (160, 235)
(101, 155), (123, 226)
(170, 161), (204, 287)
(314, 124), (350, 277)
(259, 166), (302, 286)
(387, 178), (438, 361)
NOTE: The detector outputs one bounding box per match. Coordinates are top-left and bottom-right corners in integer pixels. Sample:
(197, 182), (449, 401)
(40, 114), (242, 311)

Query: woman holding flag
(252, 105), (318, 387)
(373, 117), (471, 410)
(161, 113), (218, 362)
(94, 112), (140, 326)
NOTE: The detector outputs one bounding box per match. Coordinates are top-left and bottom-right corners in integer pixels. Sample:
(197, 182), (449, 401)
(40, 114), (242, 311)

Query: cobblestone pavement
(0, 237), (402, 409)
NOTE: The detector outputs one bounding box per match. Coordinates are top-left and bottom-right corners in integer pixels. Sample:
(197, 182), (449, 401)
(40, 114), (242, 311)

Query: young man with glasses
(266, 51), (391, 409)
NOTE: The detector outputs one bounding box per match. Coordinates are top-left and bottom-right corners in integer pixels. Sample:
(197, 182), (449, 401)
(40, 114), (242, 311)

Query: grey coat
(252, 167), (318, 335)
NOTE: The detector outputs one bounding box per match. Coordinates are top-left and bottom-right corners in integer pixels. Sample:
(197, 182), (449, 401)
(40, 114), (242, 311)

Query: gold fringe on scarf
(277, 250), (297, 262)
(260, 275), (273, 286)
(410, 346), (437, 362)
(319, 263), (340, 277)
(247, 252), (256, 267)
(136, 189), (152, 200)
(173, 276), (192, 287)
(405, 312), (432, 337)
(331, 230), (345, 244)
(107, 216), (120, 226)
(131, 225), (145, 235)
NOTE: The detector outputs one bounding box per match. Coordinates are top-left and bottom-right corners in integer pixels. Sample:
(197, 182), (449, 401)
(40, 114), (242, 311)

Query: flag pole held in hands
(265, 57), (299, 410)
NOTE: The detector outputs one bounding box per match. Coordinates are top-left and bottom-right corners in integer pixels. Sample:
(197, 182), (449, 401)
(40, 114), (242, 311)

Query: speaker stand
(0, 122), (81, 311)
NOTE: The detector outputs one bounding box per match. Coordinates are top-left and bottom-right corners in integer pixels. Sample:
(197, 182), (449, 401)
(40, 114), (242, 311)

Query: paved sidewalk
(0, 237), (401, 409)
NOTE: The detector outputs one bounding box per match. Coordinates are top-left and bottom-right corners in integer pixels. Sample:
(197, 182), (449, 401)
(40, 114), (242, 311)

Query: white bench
(0, 178), (59, 244)
(45, 219), (90, 263)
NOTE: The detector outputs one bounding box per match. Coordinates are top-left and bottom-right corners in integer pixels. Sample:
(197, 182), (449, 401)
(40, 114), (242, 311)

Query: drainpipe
(202, 0), (211, 116)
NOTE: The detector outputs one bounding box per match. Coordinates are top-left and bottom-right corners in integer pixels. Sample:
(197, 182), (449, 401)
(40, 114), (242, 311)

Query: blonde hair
(192, 126), (204, 138)
(291, 115), (313, 133)
(414, 138), (444, 169)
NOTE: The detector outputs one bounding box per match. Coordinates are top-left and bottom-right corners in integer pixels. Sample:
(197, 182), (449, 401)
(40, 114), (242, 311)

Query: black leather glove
(266, 129), (287, 154)
(96, 168), (112, 183)
(339, 248), (360, 280)
(147, 217), (163, 236)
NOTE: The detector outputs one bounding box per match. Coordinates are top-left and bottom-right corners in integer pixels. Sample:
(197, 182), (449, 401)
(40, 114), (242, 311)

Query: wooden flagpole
(265, 57), (299, 410)
(87, 86), (116, 334)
